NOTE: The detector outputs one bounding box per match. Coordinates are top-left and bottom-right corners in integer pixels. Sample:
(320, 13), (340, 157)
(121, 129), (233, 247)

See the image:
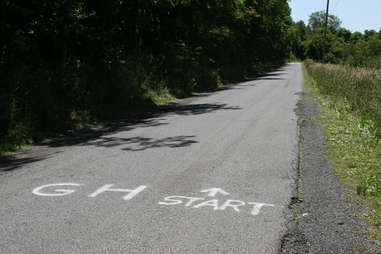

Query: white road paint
(192, 199), (220, 210)
(248, 202), (275, 216)
(88, 184), (147, 200)
(32, 183), (83, 197)
(158, 195), (274, 216)
(184, 197), (205, 207)
(158, 196), (192, 206)
(158, 196), (206, 206)
(32, 183), (147, 200)
(4, 64), (303, 253)
(219, 199), (246, 212)
(32, 183), (274, 216)
(200, 188), (230, 197)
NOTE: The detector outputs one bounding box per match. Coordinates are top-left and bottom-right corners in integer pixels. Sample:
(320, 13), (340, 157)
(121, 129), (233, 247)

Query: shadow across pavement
(84, 135), (197, 151)
(0, 102), (241, 171)
(245, 72), (287, 81)
(0, 150), (60, 173)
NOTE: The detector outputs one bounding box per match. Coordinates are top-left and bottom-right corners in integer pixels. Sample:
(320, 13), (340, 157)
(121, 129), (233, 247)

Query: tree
(292, 10), (381, 67)
(289, 21), (307, 59)
(336, 28), (352, 42)
(0, 0), (293, 150)
(307, 11), (341, 33)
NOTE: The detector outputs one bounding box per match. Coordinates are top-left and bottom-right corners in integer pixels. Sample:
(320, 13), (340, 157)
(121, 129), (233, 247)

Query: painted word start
(32, 183), (274, 216)
(158, 196), (274, 216)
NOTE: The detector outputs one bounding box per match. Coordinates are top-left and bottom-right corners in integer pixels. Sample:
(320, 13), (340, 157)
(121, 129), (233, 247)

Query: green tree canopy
(307, 11), (342, 33)
(0, 0), (292, 150)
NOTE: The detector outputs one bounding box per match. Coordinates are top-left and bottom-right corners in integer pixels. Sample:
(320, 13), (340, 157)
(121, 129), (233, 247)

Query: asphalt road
(0, 63), (303, 254)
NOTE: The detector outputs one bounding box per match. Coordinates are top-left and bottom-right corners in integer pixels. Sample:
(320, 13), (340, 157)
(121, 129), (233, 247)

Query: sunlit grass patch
(304, 63), (381, 240)
(145, 86), (176, 105)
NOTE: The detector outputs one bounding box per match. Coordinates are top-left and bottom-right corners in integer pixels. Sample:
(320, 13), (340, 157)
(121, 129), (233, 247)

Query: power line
(333, 0), (341, 12)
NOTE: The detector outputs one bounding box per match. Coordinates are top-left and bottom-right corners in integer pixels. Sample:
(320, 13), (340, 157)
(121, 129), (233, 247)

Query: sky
(289, 0), (381, 33)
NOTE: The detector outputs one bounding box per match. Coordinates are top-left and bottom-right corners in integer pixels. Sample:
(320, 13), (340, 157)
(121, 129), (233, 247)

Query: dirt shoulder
(280, 92), (380, 254)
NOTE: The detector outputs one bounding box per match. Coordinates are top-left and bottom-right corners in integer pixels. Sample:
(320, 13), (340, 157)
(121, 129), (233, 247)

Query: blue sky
(289, 0), (381, 32)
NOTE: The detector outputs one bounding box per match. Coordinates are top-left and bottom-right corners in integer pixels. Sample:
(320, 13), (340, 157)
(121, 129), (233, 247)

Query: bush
(0, 0), (292, 151)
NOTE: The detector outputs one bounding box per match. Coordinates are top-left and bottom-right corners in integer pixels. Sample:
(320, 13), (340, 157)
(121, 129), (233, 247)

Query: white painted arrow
(200, 188), (230, 197)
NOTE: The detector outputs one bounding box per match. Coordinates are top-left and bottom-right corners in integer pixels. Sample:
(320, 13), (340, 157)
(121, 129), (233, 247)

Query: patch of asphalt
(0, 83), (240, 175)
(0, 64), (301, 253)
(0, 67), (285, 176)
(0, 99), (236, 175)
(280, 92), (380, 254)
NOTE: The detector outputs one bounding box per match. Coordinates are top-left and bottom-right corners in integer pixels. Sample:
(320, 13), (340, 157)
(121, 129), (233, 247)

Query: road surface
(0, 63), (303, 253)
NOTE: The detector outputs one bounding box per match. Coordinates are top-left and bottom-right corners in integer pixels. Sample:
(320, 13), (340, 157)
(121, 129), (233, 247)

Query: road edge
(279, 91), (379, 253)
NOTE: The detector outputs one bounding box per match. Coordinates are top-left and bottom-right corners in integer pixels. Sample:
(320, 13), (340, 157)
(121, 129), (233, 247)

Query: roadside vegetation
(0, 0), (292, 154)
(290, 11), (381, 68)
(292, 8), (381, 243)
(304, 61), (381, 240)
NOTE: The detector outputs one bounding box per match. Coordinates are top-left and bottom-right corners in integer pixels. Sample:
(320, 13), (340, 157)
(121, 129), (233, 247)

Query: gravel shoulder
(280, 92), (380, 254)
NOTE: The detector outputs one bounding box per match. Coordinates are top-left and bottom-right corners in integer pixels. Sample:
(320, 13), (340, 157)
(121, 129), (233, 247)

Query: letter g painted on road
(32, 183), (83, 197)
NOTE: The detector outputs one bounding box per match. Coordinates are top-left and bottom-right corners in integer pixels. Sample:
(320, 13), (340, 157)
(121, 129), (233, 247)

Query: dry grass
(304, 62), (381, 239)
(305, 60), (381, 134)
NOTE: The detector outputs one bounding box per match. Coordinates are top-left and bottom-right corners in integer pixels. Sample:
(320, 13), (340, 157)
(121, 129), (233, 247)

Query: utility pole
(322, 0), (330, 62)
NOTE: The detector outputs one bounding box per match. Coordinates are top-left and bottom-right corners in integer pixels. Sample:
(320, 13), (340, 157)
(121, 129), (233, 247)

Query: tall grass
(304, 61), (381, 236)
(305, 60), (381, 133)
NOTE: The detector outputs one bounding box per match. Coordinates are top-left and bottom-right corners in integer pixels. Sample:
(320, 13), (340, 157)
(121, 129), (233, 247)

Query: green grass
(144, 86), (176, 105)
(0, 124), (32, 155)
(303, 63), (381, 240)
(0, 89), (176, 157)
(304, 60), (381, 135)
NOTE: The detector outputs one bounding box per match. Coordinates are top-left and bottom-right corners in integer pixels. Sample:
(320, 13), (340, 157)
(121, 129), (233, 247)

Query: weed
(304, 62), (381, 240)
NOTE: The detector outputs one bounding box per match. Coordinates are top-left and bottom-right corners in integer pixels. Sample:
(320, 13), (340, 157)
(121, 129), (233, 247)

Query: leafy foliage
(290, 12), (381, 67)
(307, 11), (342, 33)
(305, 62), (381, 133)
(0, 0), (292, 151)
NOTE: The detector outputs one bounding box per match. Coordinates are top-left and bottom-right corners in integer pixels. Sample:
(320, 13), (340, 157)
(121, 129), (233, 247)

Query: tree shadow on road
(0, 156), (44, 172)
(245, 71), (287, 81)
(84, 135), (197, 151)
(47, 102), (241, 148)
(0, 102), (241, 172)
(0, 150), (60, 173)
(0, 64), (294, 172)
